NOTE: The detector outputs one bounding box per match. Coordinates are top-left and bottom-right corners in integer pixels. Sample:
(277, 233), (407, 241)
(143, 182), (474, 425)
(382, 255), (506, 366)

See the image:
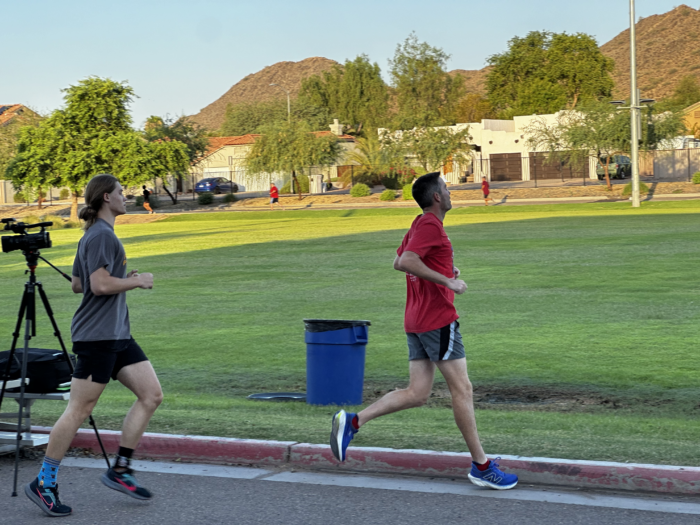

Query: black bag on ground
(0, 348), (75, 393)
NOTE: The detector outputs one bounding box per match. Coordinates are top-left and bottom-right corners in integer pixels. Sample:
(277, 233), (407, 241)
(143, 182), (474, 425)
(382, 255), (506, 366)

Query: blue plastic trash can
(304, 319), (371, 406)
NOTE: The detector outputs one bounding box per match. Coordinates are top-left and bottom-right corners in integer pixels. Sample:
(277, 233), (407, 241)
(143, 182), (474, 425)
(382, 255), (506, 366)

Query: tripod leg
(0, 288), (29, 414)
(37, 283), (111, 469)
(12, 288), (34, 497)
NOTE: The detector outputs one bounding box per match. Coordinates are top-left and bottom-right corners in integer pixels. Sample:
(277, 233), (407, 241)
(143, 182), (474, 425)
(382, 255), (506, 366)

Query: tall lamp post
(270, 83), (291, 123)
(629, 0), (641, 208)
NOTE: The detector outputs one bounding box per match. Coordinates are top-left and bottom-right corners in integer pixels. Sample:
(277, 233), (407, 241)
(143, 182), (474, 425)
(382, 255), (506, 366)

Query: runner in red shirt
(481, 177), (494, 205)
(330, 172), (518, 490)
(269, 183), (284, 211)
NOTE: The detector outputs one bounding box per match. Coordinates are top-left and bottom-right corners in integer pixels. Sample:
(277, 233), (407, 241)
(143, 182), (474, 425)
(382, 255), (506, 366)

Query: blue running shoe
(330, 410), (357, 462)
(468, 457), (518, 490)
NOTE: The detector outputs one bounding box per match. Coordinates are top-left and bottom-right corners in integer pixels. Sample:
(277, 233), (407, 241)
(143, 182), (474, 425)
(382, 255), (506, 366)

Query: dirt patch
(361, 382), (683, 413)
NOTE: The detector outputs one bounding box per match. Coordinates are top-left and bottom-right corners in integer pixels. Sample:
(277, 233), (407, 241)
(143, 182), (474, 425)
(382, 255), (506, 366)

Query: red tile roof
(0, 104), (30, 126)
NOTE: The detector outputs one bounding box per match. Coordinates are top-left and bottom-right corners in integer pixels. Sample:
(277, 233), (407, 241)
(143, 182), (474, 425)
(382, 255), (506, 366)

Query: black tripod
(0, 249), (110, 497)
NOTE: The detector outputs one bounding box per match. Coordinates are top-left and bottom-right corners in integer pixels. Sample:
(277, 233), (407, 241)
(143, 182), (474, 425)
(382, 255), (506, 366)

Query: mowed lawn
(1, 201), (700, 465)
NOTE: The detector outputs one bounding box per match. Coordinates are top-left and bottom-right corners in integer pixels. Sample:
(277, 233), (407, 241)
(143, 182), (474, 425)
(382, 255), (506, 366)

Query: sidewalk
(31, 426), (700, 496)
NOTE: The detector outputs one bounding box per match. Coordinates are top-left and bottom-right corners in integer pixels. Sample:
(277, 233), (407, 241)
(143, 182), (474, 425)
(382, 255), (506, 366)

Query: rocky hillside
(450, 5), (700, 101)
(188, 57), (338, 130)
(602, 4), (700, 100)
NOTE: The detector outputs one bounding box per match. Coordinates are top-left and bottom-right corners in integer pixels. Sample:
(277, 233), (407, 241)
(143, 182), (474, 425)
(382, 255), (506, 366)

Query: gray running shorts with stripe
(407, 320), (465, 362)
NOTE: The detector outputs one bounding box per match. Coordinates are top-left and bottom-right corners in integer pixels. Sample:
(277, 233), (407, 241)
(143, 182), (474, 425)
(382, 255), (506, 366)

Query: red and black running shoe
(101, 468), (153, 500)
(24, 477), (72, 517)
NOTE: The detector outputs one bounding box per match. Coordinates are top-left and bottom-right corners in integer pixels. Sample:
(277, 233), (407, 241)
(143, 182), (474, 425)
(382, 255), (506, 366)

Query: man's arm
(89, 268), (153, 296)
(395, 251), (467, 294)
(71, 276), (83, 294)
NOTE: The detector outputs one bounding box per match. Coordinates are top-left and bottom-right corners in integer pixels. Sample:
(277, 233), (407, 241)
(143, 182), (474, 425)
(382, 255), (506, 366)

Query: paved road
(1, 455), (699, 524)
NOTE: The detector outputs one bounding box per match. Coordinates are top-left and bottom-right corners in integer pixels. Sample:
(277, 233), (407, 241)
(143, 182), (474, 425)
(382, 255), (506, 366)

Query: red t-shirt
(270, 186), (279, 198)
(397, 213), (458, 333)
(481, 180), (490, 195)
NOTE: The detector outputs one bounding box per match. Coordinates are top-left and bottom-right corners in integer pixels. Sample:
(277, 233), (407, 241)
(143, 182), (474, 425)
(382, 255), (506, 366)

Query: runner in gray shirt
(25, 174), (163, 518)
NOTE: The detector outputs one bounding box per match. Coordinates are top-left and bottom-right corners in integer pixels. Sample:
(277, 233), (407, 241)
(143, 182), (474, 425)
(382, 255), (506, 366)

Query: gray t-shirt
(71, 219), (130, 342)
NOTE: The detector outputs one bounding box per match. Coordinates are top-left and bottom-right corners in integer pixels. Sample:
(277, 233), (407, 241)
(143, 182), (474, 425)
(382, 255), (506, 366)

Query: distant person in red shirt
(481, 177), (494, 206)
(269, 183), (284, 211)
(330, 171), (518, 490)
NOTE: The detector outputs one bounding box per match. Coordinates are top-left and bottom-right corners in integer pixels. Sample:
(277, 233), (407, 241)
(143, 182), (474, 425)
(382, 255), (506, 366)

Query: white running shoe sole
(468, 473), (518, 490)
(330, 410), (347, 462)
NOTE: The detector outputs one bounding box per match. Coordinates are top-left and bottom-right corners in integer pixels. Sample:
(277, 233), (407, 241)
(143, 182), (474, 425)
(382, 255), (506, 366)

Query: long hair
(79, 174), (119, 230)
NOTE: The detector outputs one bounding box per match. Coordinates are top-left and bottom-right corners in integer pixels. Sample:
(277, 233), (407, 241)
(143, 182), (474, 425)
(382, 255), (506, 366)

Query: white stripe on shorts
(443, 321), (456, 360)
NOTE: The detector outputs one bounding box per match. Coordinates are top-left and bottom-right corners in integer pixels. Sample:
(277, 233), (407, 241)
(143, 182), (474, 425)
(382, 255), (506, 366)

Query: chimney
(329, 118), (344, 136)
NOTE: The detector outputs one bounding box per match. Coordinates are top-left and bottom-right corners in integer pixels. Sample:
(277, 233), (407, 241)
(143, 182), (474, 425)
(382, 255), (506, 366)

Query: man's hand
(137, 273), (154, 289)
(446, 278), (467, 295)
(453, 266), (460, 278)
(127, 269), (139, 278)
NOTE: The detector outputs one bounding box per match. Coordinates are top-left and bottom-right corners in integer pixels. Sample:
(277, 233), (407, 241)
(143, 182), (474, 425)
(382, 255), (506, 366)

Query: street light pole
(629, 0), (641, 208)
(270, 83), (290, 123)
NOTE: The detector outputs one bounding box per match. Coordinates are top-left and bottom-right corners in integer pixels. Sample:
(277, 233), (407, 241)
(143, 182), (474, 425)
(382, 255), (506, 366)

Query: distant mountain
(449, 5), (700, 102)
(602, 4), (700, 100)
(190, 5), (699, 130)
(188, 57), (338, 130)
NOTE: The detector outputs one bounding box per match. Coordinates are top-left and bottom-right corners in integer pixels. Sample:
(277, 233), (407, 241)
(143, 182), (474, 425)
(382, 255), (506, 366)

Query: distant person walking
(329, 171), (518, 491)
(270, 183), (284, 211)
(142, 185), (154, 214)
(481, 177), (494, 206)
(293, 173), (303, 200)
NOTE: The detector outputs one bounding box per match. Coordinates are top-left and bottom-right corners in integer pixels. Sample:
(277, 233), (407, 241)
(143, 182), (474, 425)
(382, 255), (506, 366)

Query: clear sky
(3, 0), (682, 128)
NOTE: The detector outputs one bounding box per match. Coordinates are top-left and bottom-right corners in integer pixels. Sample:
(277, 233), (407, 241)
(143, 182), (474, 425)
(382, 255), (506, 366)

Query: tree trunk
(160, 177), (177, 204)
(70, 192), (79, 223)
(603, 157), (612, 191)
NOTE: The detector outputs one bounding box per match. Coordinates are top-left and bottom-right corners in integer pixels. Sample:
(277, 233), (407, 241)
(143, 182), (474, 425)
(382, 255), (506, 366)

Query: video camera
(1, 218), (53, 254)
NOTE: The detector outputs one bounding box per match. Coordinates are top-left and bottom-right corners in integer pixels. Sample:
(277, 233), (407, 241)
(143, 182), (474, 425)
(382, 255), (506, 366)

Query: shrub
(380, 176), (400, 190)
(148, 197), (160, 209)
(13, 193), (28, 204)
(692, 172), (700, 184)
(23, 215), (41, 224)
(64, 221), (81, 229)
(223, 193), (237, 203)
(59, 189), (70, 200)
(350, 183), (371, 197)
(41, 214), (65, 230)
(402, 184), (414, 201)
(198, 192), (214, 205)
(281, 176), (309, 194)
(135, 196), (144, 207)
(622, 182), (650, 196)
(380, 189), (397, 201)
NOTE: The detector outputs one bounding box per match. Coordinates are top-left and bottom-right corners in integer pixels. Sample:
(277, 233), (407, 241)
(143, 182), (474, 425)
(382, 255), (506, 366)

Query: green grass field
(2, 201), (700, 465)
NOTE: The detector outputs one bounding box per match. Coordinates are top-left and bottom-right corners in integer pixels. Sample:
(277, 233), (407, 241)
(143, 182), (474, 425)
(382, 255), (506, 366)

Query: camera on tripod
(1, 218), (53, 254)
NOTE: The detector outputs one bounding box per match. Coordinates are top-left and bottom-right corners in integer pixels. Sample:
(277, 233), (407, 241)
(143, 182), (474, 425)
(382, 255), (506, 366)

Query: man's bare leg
(357, 359), (435, 427)
(116, 360), (163, 449)
(45, 377), (107, 461)
(435, 358), (487, 464)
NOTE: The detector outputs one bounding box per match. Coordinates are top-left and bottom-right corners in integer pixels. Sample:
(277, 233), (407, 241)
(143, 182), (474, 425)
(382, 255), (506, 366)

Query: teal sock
(38, 455), (61, 488)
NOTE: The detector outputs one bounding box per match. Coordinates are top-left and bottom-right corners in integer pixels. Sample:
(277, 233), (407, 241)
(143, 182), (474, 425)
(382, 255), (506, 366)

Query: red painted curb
(32, 427), (292, 465)
(32, 427), (700, 495)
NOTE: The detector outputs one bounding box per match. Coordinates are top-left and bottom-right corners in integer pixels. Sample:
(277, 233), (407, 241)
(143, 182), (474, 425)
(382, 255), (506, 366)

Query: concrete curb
(32, 427), (700, 495)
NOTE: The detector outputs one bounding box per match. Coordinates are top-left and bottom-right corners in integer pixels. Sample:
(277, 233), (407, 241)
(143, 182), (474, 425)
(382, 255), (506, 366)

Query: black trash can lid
(303, 319), (372, 333)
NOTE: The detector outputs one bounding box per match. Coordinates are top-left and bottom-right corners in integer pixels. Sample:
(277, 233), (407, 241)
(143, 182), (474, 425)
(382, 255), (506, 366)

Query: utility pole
(629, 0), (640, 208)
(270, 83), (291, 123)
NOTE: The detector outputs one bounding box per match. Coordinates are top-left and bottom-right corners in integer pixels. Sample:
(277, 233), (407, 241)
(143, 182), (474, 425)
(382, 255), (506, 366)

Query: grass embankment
(1, 201), (699, 465)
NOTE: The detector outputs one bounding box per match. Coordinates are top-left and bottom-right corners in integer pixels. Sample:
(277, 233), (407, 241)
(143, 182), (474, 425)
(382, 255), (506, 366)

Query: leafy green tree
(220, 99), (331, 136)
(487, 31), (614, 117)
(525, 101), (684, 189)
(454, 94), (496, 123)
(143, 114), (208, 196)
(8, 77), (180, 220)
(381, 126), (472, 173)
(657, 75), (700, 112)
(342, 134), (406, 185)
(0, 108), (42, 184)
(300, 55), (389, 133)
(389, 33), (465, 129)
(244, 120), (342, 184)
(5, 124), (55, 209)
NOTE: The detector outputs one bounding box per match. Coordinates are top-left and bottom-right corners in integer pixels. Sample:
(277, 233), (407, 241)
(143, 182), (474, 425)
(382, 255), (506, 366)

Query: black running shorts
(72, 338), (148, 384)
